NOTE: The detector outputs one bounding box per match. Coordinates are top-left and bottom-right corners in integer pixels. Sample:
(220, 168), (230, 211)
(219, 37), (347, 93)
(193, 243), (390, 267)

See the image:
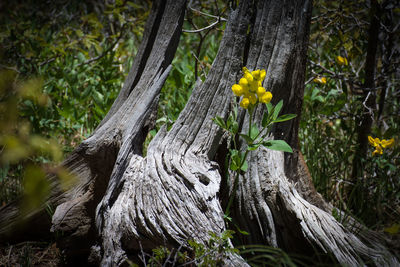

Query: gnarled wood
(0, 0), (185, 259)
(1, 0), (398, 266)
(94, 1), (252, 265)
(231, 1), (398, 266)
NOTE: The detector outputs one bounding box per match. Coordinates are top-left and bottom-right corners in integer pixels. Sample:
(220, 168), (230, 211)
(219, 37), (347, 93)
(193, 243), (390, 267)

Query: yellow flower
(239, 77), (248, 87)
(251, 70), (261, 80)
(232, 84), (244, 96)
(368, 136), (395, 156)
(240, 98), (250, 109)
(244, 72), (253, 82)
(233, 67), (272, 108)
(372, 145), (383, 156)
(368, 136), (380, 147)
(260, 91), (272, 104)
(260, 69), (266, 80)
(256, 86), (266, 98)
(336, 56), (348, 66)
(381, 138), (394, 148)
(313, 77), (327, 84)
(248, 93), (257, 105)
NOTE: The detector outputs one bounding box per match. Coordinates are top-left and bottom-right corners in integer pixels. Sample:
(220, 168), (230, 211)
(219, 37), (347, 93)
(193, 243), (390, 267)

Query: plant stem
(248, 108), (253, 137)
(225, 108), (253, 216)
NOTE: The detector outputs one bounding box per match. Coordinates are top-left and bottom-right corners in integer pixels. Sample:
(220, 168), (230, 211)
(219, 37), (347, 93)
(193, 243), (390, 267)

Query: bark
(230, 1), (397, 266)
(351, 0), (380, 182)
(93, 1), (252, 265)
(1, 0), (398, 266)
(0, 0), (185, 258)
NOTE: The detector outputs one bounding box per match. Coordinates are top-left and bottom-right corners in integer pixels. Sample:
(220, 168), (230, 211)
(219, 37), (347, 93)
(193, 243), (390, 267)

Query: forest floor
(0, 241), (61, 266)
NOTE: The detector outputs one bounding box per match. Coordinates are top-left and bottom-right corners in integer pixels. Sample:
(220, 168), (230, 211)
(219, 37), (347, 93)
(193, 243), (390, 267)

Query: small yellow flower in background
(231, 67), (272, 109)
(381, 138), (394, 148)
(336, 56), (348, 66)
(313, 76), (327, 84)
(368, 136), (380, 147)
(372, 145), (383, 156)
(368, 136), (395, 156)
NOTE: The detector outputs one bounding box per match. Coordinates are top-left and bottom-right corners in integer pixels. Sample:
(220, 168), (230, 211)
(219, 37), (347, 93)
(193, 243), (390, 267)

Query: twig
(138, 241), (147, 266)
(309, 60), (335, 75)
(183, 19), (220, 33)
(188, 7), (227, 21)
(304, 76), (316, 86)
(38, 56), (58, 67)
(362, 91), (374, 117)
(7, 245), (13, 262)
(0, 64), (20, 73)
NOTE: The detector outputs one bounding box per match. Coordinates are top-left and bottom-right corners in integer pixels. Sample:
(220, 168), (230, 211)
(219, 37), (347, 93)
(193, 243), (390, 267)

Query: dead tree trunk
(1, 0), (398, 266)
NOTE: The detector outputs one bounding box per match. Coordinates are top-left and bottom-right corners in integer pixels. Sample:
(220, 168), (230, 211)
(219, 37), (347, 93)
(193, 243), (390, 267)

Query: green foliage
(0, 70), (77, 212)
(132, 230), (238, 266)
(156, 7), (225, 131)
(301, 0), (400, 230)
(214, 95), (296, 217)
(1, 0), (150, 150)
(0, 1), (150, 204)
(134, 231), (314, 267)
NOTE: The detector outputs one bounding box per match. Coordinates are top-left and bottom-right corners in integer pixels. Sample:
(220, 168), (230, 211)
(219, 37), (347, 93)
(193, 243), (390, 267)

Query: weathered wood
(94, 1), (252, 265)
(0, 0), (185, 257)
(1, 0), (398, 266)
(49, 0), (186, 262)
(230, 0), (398, 266)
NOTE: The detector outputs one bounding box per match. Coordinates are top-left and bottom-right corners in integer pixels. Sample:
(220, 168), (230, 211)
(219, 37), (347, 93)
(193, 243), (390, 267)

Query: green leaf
(224, 214), (232, 222)
(273, 114), (297, 123)
(272, 100), (283, 120)
(240, 160), (248, 172)
(92, 90), (104, 106)
(226, 113), (233, 129)
(248, 143), (261, 151)
(250, 124), (259, 140)
(262, 112), (269, 127)
(229, 149), (241, 171)
(81, 87), (91, 98)
(212, 116), (226, 130)
(230, 162), (239, 171)
(234, 225), (249, 236)
(240, 134), (253, 143)
(266, 102), (273, 114)
(262, 140), (293, 153)
(231, 121), (239, 134)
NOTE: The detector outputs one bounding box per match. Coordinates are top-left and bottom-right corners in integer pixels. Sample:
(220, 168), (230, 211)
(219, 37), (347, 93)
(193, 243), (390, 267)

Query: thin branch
(183, 19), (221, 33)
(188, 7), (227, 22)
(38, 56), (59, 67)
(309, 60), (335, 75)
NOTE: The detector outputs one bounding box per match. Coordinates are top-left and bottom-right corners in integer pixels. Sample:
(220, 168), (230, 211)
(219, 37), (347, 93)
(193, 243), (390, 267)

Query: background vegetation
(0, 0), (398, 265)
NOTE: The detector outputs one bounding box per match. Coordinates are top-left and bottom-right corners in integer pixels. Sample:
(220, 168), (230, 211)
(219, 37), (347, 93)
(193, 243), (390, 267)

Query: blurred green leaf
(263, 140), (293, 153)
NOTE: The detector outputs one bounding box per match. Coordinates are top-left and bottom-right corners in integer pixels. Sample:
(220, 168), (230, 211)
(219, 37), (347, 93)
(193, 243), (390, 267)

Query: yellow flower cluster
(232, 67), (272, 109)
(336, 56), (348, 66)
(314, 76), (327, 84)
(368, 136), (395, 156)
